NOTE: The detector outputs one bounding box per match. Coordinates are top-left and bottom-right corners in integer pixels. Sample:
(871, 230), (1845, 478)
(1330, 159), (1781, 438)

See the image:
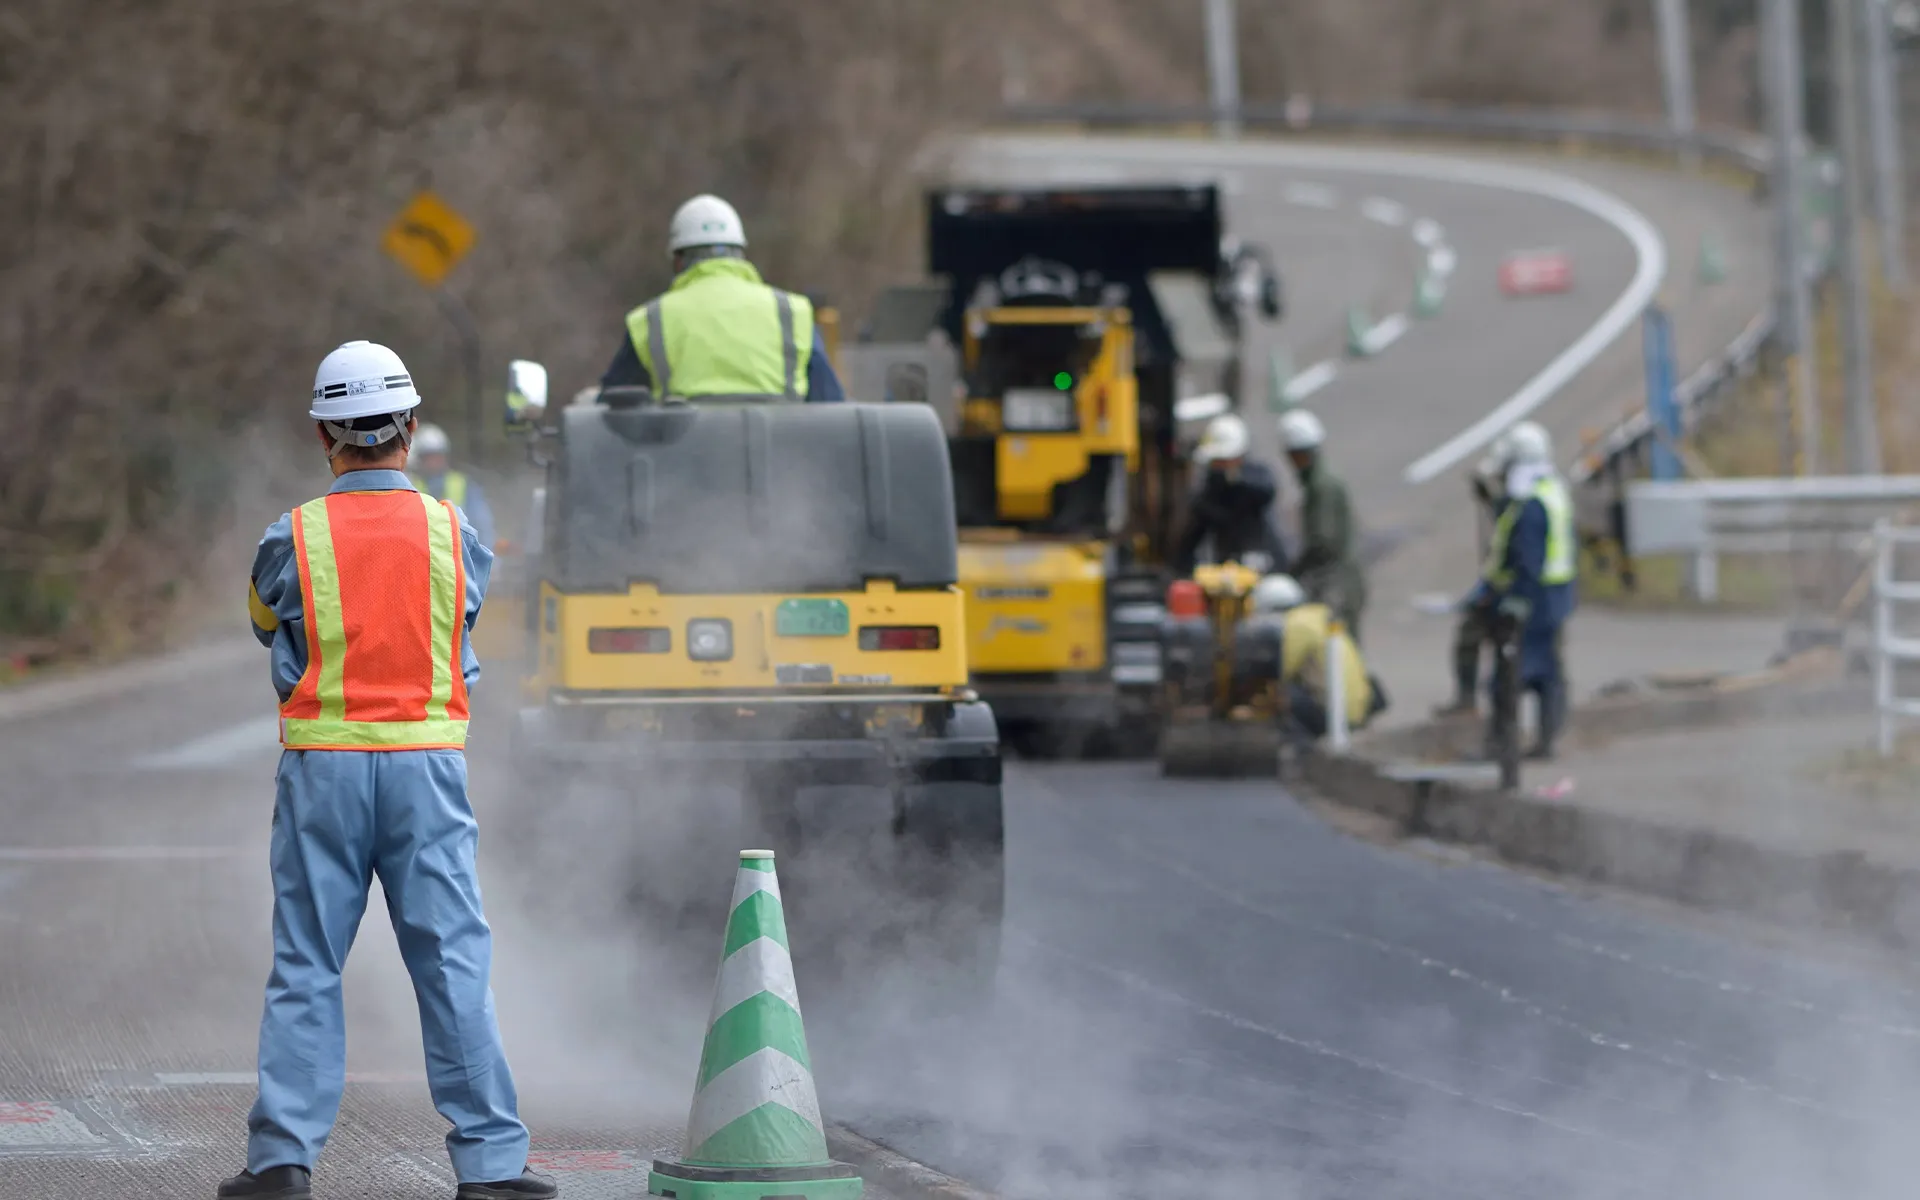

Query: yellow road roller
(502, 377), (1003, 995)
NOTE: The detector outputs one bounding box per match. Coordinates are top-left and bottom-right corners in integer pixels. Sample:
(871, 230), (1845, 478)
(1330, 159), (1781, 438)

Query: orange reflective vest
(280, 490), (470, 750)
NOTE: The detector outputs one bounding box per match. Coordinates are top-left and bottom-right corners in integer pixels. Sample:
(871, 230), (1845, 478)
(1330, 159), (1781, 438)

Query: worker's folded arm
(248, 514), (298, 647)
(804, 328), (845, 402)
(600, 335), (653, 391)
(457, 511), (494, 693)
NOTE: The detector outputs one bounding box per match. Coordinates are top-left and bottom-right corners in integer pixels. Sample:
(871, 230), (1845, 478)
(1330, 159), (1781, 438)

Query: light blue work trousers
(247, 749), (528, 1183)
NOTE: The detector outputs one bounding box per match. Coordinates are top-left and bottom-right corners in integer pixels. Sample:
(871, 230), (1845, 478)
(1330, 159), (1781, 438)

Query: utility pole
(1205, 0), (1241, 139)
(1831, 0), (1885, 472)
(1653, 0), (1699, 166)
(1864, 0), (1909, 291)
(1765, 0), (1822, 474)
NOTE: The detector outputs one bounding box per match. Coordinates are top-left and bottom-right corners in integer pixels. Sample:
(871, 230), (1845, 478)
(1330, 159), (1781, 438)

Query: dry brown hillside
(0, 0), (1758, 660)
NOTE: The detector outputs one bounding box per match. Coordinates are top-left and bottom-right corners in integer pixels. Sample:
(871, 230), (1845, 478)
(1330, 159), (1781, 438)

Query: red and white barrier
(1499, 250), (1574, 296)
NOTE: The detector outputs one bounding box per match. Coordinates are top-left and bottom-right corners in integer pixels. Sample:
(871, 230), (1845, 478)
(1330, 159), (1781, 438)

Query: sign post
(381, 191), (482, 458)
(1643, 305), (1681, 482)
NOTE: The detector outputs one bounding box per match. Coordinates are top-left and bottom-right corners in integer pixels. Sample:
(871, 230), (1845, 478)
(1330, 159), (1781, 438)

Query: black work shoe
(456, 1168), (559, 1199)
(1524, 743), (1555, 762)
(217, 1165), (311, 1199)
(1431, 698), (1477, 718)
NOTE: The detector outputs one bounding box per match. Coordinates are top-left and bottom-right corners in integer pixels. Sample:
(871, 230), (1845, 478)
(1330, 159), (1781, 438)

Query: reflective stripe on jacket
(413, 469), (468, 508)
(625, 257), (814, 400)
(280, 491), (470, 750)
(1485, 475), (1575, 588)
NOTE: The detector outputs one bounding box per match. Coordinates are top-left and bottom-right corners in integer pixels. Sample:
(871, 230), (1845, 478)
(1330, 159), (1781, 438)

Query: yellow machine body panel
(959, 306), (1139, 524)
(957, 539), (1107, 676)
(533, 579), (968, 694)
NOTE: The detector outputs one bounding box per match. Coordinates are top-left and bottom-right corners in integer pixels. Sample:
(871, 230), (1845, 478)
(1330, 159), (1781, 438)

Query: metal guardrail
(1872, 520), (1920, 755)
(1627, 475), (1920, 601)
(997, 99), (1785, 498)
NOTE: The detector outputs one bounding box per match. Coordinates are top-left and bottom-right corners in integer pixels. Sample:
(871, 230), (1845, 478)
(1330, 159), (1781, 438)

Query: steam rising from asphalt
(313, 435), (1920, 1200)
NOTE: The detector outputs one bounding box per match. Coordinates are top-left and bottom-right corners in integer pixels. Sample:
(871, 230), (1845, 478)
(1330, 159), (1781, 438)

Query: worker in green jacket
(1278, 408), (1367, 643)
(598, 194), (845, 403)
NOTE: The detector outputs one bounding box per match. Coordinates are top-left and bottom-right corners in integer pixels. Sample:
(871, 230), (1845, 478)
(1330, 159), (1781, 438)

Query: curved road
(955, 132), (1783, 714)
(2, 136), (1913, 1200)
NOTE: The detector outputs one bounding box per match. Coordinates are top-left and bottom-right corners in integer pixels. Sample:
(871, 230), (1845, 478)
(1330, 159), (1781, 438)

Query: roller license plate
(774, 598), (849, 638)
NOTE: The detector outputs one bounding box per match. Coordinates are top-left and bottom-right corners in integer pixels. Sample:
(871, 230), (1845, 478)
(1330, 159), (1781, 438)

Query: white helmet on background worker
(1506, 420), (1553, 466)
(1250, 573), (1307, 614)
(310, 341), (420, 457)
(413, 423), (452, 457)
(1194, 412), (1251, 463)
(667, 194), (747, 256)
(1278, 408), (1326, 452)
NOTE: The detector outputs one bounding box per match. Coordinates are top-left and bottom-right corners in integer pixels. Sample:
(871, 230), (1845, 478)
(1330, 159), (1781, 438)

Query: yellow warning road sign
(381, 191), (475, 288)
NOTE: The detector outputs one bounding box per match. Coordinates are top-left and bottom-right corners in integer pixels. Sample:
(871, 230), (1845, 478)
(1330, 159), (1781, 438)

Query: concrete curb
(1300, 745), (1920, 950)
(1358, 647), (1850, 761)
(828, 1125), (999, 1200)
(1306, 653), (1920, 950)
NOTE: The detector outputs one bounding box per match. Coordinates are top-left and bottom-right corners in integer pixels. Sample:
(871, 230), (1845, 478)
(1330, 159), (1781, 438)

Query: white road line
(966, 138), (1668, 484)
(1360, 196), (1408, 227)
(132, 715), (280, 769)
(1427, 245), (1458, 279)
(1282, 181), (1338, 209)
(1283, 359), (1340, 403)
(1358, 313), (1410, 356)
(1174, 392), (1232, 423)
(0, 846), (253, 862)
(152, 1071), (423, 1086)
(1411, 218), (1445, 247)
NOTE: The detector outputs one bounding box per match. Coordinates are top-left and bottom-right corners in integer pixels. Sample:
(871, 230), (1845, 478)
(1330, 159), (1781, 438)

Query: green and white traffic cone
(649, 850), (863, 1200)
(1345, 304), (1373, 358)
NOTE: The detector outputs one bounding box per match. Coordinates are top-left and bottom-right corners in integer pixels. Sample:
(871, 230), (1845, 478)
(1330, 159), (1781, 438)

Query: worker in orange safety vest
(225, 341), (555, 1200)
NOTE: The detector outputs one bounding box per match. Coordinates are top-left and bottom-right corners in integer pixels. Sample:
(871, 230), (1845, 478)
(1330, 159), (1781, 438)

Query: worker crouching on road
(410, 422), (496, 551)
(227, 341), (555, 1200)
(1279, 408), (1368, 643)
(1434, 434), (1514, 717)
(600, 193), (846, 403)
(1469, 421), (1577, 760)
(1245, 573), (1387, 739)
(1172, 412), (1290, 576)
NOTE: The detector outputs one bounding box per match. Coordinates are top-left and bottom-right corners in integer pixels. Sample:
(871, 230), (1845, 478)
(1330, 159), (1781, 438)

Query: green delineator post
(649, 851), (863, 1200)
(1345, 305), (1373, 358)
(1412, 269), (1446, 318)
(1267, 348), (1295, 413)
(1697, 232), (1728, 285)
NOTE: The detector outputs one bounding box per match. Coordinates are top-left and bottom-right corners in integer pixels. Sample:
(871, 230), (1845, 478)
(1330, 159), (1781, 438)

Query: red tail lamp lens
(858, 626), (941, 651)
(1166, 580), (1206, 618)
(588, 627), (671, 654)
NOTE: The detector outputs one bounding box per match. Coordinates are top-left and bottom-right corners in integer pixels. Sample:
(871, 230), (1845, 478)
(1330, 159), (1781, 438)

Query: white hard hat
(1278, 408), (1326, 451)
(1251, 573), (1306, 614)
(1506, 421), (1552, 465)
(311, 341), (420, 458)
(1194, 412), (1251, 463)
(668, 194), (747, 255)
(310, 340), (421, 423)
(413, 423), (451, 456)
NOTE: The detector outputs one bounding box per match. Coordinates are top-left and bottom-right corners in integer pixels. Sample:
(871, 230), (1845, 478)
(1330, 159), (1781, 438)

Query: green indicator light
(1053, 371), (1072, 390)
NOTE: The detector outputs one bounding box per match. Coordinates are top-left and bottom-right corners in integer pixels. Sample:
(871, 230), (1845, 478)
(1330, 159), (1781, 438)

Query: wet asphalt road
(8, 673), (1920, 1200)
(3, 136), (1904, 1200)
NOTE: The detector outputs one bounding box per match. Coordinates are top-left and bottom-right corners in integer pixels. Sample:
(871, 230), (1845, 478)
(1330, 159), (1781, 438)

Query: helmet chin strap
(323, 414), (414, 460)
